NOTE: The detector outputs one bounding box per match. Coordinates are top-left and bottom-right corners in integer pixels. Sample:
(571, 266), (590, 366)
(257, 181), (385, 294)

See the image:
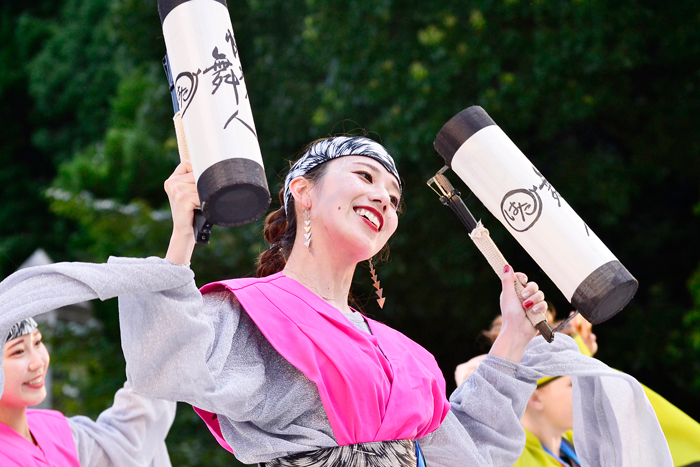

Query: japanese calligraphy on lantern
(160, 0), (264, 187)
(438, 107), (634, 319)
(500, 167), (569, 231)
(173, 28), (256, 137)
(501, 188), (542, 232)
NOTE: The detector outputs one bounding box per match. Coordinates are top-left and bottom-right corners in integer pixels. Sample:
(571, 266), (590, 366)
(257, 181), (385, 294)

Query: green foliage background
(2, 0), (700, 465)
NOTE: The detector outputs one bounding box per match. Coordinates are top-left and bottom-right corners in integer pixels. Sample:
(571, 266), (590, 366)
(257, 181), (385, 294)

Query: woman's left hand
(489, 265), (547, 363)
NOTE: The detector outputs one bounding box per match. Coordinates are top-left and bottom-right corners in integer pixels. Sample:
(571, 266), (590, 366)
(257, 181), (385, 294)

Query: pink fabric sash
(0, 409), (80, 466)
(194, 272), (450, 452)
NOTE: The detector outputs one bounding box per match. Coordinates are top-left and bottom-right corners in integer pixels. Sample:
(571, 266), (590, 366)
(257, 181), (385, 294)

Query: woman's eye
(35, 339), (43, 347)
(390, 196), (399, 208)
(357, 171), (373, 182)
(11, 349), (23, 357)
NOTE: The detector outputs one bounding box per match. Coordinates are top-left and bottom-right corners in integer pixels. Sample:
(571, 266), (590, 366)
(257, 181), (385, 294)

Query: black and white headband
(283, 136), (401, 213)
(5, 318), (38, 343)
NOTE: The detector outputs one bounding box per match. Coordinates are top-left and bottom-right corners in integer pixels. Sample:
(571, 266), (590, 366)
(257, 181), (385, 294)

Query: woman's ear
(289, 177), (313, 210)
(528, 390), (545, 411)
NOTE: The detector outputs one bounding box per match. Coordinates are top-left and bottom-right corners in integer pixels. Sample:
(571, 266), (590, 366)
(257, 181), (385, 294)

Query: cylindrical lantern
(159, 0), (270, 227)
(434, 106), (637, 324)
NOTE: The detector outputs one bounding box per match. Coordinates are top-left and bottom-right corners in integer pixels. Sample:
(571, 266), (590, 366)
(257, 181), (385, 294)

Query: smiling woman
(0, 318), (176, 467)
(1, 321), (49, 416)
(110, 135), (550, 466)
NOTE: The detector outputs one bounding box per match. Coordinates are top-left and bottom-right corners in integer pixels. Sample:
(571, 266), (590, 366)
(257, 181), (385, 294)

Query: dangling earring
(303, 209), (311, 250)
(368, 258), (385, 309)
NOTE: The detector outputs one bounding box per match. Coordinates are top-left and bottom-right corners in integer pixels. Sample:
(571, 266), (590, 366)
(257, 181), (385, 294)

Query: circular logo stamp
(501, 189), (542, 232)
(175, 70), (201, 116)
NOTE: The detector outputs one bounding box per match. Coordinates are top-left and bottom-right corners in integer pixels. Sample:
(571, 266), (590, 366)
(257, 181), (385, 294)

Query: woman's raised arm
(164, 160), (199, 265)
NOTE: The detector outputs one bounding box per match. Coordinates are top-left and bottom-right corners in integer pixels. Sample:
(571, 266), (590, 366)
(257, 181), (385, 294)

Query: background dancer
(457, 310), (699, 467)
(558, 313), (700, 467)
(514, 376), (579, 467)
(0, 318), (176, 466)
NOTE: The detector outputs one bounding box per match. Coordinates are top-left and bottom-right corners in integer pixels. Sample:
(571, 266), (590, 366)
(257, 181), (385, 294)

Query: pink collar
(0, 409), (79, 466)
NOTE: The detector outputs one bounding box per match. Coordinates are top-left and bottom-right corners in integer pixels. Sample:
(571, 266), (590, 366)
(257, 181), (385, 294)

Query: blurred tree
(0, 0), (71, 278)
(2, 0), (700, 465)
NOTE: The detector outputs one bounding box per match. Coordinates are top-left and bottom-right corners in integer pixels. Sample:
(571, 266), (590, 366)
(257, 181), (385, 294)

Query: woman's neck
(0, 404), (34, 444)
(522, 414), (564, 458)
(283, 247), (356, 315)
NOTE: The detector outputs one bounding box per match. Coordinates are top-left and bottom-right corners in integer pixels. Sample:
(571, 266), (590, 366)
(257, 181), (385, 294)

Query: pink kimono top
(194, 272), (451, 453)
(0, 409), (80, 466)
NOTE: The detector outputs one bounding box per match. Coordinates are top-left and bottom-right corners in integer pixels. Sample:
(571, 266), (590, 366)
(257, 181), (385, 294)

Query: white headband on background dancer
(283, 136), (402, 214)
(5, 318), (38, 343)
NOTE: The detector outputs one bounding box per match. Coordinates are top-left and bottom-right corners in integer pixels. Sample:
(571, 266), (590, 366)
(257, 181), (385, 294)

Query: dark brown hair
(256, 157), (330, 277)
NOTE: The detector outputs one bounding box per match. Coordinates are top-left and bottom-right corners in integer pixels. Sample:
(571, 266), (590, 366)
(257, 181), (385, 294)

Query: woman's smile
(354, 206), (383, 231)
(24, 375), (45, 389)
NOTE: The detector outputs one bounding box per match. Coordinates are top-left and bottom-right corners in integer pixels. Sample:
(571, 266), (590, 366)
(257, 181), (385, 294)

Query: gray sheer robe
(0, 256), (672, 466)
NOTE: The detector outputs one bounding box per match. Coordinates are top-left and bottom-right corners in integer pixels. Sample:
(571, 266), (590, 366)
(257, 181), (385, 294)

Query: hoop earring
(303, 210), (311, 250)
(368, 258), (385, 309)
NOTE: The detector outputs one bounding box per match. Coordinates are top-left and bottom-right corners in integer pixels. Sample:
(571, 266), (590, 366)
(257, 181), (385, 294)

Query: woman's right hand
(164, 160), (199, 265)
(489, 265), (547, 363)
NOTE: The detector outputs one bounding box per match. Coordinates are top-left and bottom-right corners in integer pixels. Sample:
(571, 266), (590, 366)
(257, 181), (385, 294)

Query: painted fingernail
(504, 265), (510, 273)
(520, 275), (528, 286)
(522, 291), (531, 300)
(532, 304), (543, 313)
(523, 300), (533, 308)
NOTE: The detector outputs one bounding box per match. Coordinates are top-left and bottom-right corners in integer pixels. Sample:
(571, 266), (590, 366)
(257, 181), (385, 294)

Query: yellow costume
(643, 385), (700, 467)
(512, 429), (577, 467)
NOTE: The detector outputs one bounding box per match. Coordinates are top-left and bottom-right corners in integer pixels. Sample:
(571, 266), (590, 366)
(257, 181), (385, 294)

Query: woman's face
(537, 376), (574, 432)
(306, 155), (401, 262)
(1, 329), (49, 409)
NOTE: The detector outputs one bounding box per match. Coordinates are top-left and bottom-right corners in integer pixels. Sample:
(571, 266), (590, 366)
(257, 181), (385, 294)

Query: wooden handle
(173, 111), (190, 163)
(172, 111), (212, 245)
(469, 221), (554, 342)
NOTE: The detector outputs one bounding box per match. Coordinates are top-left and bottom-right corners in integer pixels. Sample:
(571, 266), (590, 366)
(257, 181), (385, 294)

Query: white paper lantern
(159, 0), (270, 226)
(434, 106), (637, 324)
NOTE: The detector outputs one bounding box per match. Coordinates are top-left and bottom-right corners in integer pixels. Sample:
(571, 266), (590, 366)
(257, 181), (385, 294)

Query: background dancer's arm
(69, 381), (176, 467)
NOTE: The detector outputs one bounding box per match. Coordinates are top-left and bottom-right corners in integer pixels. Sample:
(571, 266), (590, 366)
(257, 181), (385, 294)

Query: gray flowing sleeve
(68, 381), (176, 467)
(517, 335), (673, 467)
(419, 335), (673, 467)
(0, 258), (335, 464)
(417, 355), (535, 467)
(115, 264), (263, 413)
(0, 256), (195, 395)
